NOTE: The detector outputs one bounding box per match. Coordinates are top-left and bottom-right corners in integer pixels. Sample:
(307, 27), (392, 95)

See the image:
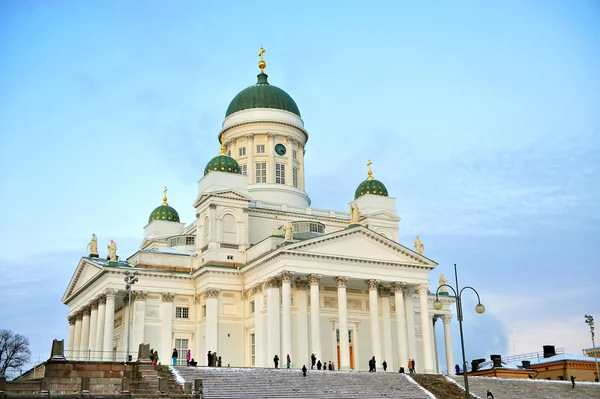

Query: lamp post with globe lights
(433, 264), (485, 399)
(584, 315), (599, 382)
(124, 270), (139, 363)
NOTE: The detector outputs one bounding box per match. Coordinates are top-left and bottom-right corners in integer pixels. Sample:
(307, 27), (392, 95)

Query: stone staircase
(449, 375), (600, 399)
(173, 367), (434, 399)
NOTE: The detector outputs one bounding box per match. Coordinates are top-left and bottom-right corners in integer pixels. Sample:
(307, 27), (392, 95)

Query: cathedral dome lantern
(225, 47), (301, 118)
(354, 160), (389, 199)
(149, 187), (181, 223)
(204, 134), (242, 176)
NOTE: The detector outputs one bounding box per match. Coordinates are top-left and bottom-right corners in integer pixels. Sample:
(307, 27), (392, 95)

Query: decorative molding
(335, 276), (349, 288)
(348, 299), (362, 311)
(324, 297), (338, 309)
(390, 282), (406, 292)
(204, 288), (220, 299)
(222, 292), (236, 298)
(295, 279), (309, 290)
(264, 277), (281, 289)
(209, 204), (217, 210)
(68, 315), (76, 325)
(267, 132), (276, 141)
(105, 288), (118, 299)
(162, 293), (175, 302)
(82, 306), (91, 316)
(279, 270), (293, 283)
(133, 291), (148, 300)
(390, 301), (396, 312)
(307, 274), (322, 285)
(147, 295), (160, 300)
(114, 316), (123, 329)
(378, 287), (391, 297)
(90, 299), (99, 309)
(97, 295), (107, 305)
(365, 279), (380, 291)
(245, 133), (255, 141)
(251, 284), (263, 295)
(416, 284), (429, 295)
(441, 314), (453, 323)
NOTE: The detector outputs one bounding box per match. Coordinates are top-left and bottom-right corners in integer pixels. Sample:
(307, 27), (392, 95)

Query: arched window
(203, 216), (209, 246)
(222, 214), (237, 244)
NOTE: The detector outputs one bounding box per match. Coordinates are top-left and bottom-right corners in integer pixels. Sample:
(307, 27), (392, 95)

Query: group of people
(149, 349), (159, 365)
(170, 348), (198, 366)
(407, 358), (416, 373)
(309, 353), (336, 371)
(207, 350), (222, 367)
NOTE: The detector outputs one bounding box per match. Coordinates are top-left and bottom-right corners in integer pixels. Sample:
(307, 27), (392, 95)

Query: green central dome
(204, 154), (241, 176)
(149, 188), (180, 223)
(354, 161), (389, 199)
(225, 73), (301, 117)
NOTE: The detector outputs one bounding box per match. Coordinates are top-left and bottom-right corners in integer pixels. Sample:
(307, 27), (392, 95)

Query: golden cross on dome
(163, 186), (168, 205)
(258, 46), (267, 73)
(367, 160), (373, 180)
(219, 133), (226, 155)
(258, 47), (266, 61)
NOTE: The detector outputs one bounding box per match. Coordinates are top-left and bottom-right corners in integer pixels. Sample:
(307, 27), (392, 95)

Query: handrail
(503, 348), (565, 363)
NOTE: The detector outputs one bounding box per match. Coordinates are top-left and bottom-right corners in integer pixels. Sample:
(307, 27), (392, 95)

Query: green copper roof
(225, 73), (301, 117)
(354, 179), (389, 199)
(149, 204), (180, 223)
(204, 154), (242, 176)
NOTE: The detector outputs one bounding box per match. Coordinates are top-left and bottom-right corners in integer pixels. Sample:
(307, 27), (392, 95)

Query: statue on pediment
(107, 240), (117, 261)
(414, 235), (424, 255)
(284, 220), (294, 242)
(439, 274), (448, 292)
(349, 203), (360, 225)
(87, 234), (98, 257)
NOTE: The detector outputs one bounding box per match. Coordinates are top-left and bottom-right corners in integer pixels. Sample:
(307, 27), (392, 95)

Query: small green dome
(204, 154), (242, 176)
(149, 204), (180, 223)
(355, 179), (389, 199)
(225, 73), (301, 117)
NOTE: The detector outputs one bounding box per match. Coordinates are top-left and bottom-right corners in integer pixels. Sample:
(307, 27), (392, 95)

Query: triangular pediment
(362, 210), (401, 222)
(62, 258), (104, 303)
(283, 227), (436, 267)
(194, 189), (251, 207)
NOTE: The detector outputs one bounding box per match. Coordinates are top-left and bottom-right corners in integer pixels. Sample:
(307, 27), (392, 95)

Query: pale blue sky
(1, 1), (599, 371)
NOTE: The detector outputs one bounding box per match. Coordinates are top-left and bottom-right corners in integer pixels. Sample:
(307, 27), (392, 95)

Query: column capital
(286, 136), (296, 145)
(68, 315), (76, 325)
(209, 203), (217, 210)
(97, 295), (107, 305)
(105, 288), (118, 299)
(161, 292), (175, 302)
(335, 276), (349, 288)
(365, 279), (380, 291)
(441, 314), (453, 324)
(82, 306), (91, 316)
(295, 279), (309, 290)
(133, 291), (148, 300)
(307, 274), (322, 285)
(267, 132), (276, 141)
(251, 284), (263, 295)
(416, 284), (430, 295)
(204, 288), (220, 299)
(246, 133), (255, 141)
(390, 282), (407, 292)
(279, 270), (294, 283)
(264, 277), (281, 289)
(90, 299), (99, 309)
(378, 287), (391, 297)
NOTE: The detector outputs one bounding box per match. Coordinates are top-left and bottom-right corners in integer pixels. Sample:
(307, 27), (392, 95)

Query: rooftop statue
(284, 220), (294, 242)
(349, 203), (360, 225)
(439, 274), (448, 293)
(107, 239), (117, 261)
(414, 235), (424, 255)
(87, 233), (98, 257)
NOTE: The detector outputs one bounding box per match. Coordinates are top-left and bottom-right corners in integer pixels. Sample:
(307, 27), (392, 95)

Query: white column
(335, 276), (350, 370)
(280, 271), (293, 365)
(102, 289), (117, 361)
(67, 316), (76, 359)
(88, 301), (99, 360)
(209, 204), (217, 247)
(246, 133), (254, 184)
(295, 280), (309, 369)
(405, 288), (417, 365)
(268, 133), (275, 183)
(73, 314), (82, 360)
(242, 208), (250, 250)
(391, 282), (409, 370)
(286, 137), (294, 187)
(308, 274), (322, 360)
(95, 296), (106, 358)
(380, 287), (394, 371)
(252, 284), (264, 367)
(442, 315), (455, 375)
(162, 293), (174, 365)
(417, 284), (435, 373)
(366, 279), (382, 370)
(229, 138), (237, 159)
(132, 291), (147, 354)
(265, 278), (281, 366)
(80, 307), (91, 360)
(432, 316), (439, 373)
(205, 288), (219, 359)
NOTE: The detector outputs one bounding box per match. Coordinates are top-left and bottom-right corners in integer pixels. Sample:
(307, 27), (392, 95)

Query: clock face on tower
(275, 143), (287, 156)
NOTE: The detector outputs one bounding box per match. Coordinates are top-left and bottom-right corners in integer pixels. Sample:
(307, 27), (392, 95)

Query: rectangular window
(256, 144), (265, 154)
(251, 333), (256, 365)
(293, 167), (298, 188)
(276, 163), (286, 184)
(185, 236), (195, 245)
(240, 164), (247, 175)
(202, 305), (207, 318)
(239, 147), (246, 156)
(335, 329), (353, 344)
(175, 307), (189, 319)
(174, 338), (189, 366)
(255, 162), (266, 183)
(250, 300), (255, 314)
(293, 150), (297, 160)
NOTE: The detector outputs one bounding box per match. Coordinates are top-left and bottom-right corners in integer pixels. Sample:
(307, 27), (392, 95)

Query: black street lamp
(584, 314), (599, 382)
(433, 264), (485, 399)
(124, 271), (139, 363)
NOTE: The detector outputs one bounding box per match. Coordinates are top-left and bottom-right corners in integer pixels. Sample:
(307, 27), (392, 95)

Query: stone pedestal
(137, 343), (151, 363)
(50, 339), (66, 361)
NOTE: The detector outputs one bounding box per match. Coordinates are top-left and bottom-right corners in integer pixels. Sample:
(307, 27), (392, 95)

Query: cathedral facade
(62, 50), (456, 373)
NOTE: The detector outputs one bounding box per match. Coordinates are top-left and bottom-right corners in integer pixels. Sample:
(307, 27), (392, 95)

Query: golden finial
(258, 47), (266, 73)
(163, 186), (168, 206)
(367, 160), (374, 180)
(219, 133), (226, 155)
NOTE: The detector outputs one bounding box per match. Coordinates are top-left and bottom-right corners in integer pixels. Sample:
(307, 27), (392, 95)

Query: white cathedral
(62, 50), (456, 374)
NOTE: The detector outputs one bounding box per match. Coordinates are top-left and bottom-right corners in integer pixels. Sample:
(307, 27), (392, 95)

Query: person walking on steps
(273, 354), (279, 368)
(487, 390), (494, 399)
(571, 375), (576, 388)
(172, 348), (178, 366)
(186, 349), (191, 366)
(302, 365), (307, 377)
(316, 360), (322, 370)
(286, 354), (291, 369)
(382, 360), (387, 371)
(311, 353), (316, 369)
(207, 351), (212, 367)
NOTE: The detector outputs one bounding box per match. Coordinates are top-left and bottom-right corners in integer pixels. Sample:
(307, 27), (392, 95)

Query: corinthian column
(80, 306), (91, 360)
(366, 279), (382, 370)
(379, 287), (393, 371)
(67, 316), (76, 359)
(417, 284), (435, 373)
(308, 274), (322, 360)
(95, 296), (106, 358)
(88, 300), (99, 359)
(335, 276), (350, 370)
(391, 282), (409, 369)
(102, 289), (117, 361)
(132, 291), (148, 353)
(295, 279), (309, 368)
(442, 315), (455, 375)
(204, 288), (220, 360)
(280, 271), (293, 364)
(73, 313), (82, 360)
(286, 137), (294, 187)
(252, 284), (264, 366)
(265, 277), (281, 365)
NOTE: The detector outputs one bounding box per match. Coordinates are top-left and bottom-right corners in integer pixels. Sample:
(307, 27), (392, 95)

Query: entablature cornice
(220, 120), (309, 142)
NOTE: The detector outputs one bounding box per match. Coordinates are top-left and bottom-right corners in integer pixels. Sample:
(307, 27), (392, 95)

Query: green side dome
(225, 73), (301, 117)
(354, 161), (389, 199)
(149, 188), (180, 223)
(204, 154), (241, 176)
